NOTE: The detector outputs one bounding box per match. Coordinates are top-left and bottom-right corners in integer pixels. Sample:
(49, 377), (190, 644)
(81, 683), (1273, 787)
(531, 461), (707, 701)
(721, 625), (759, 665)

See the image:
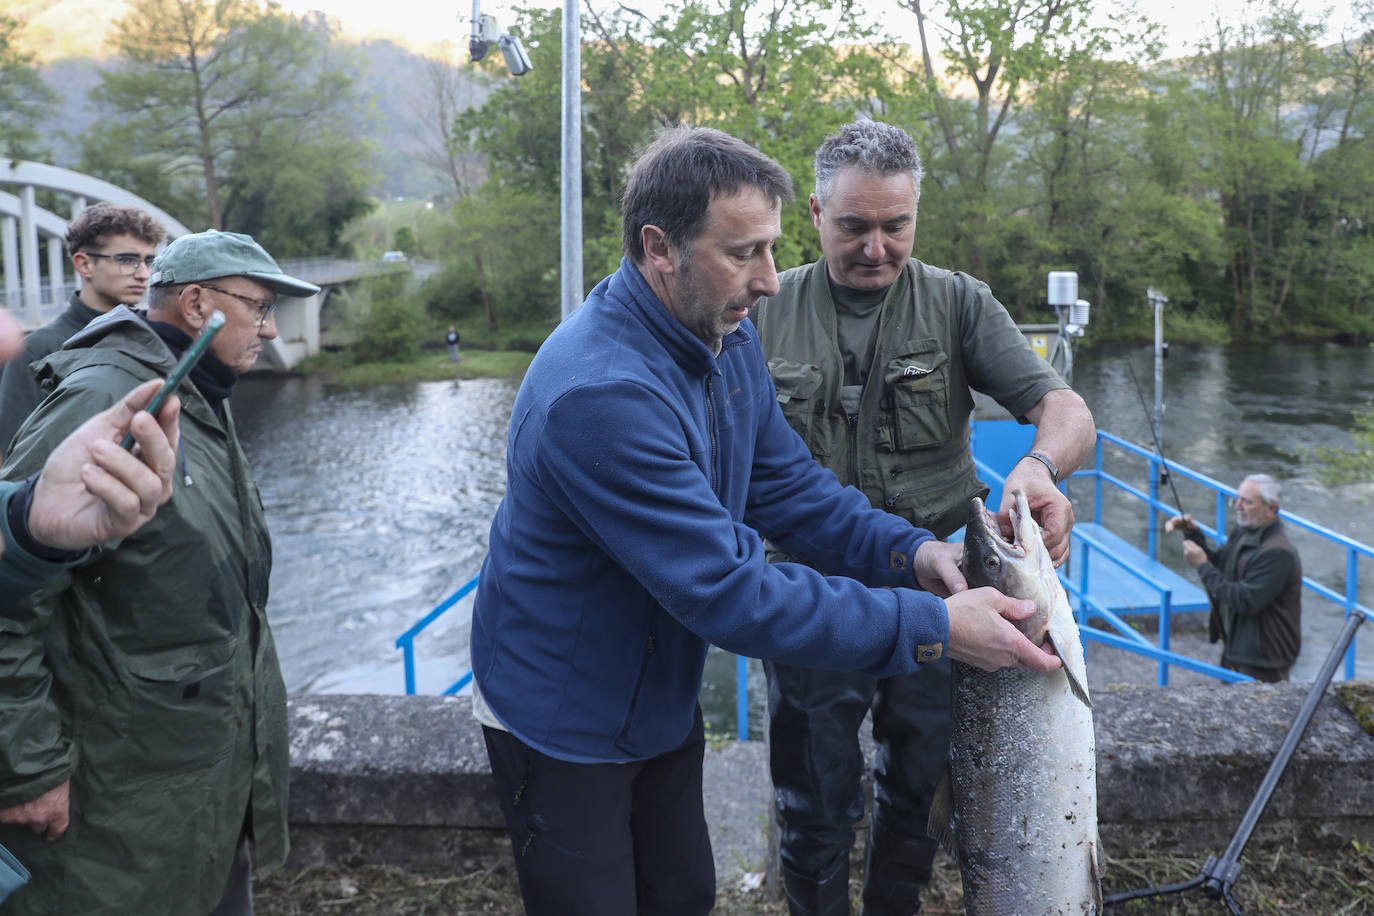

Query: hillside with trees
(2, 0), (1372, 344)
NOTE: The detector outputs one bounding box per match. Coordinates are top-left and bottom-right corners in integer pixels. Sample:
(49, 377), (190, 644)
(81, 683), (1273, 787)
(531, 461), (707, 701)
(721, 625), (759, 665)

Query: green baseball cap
(149, 229), (320, 298)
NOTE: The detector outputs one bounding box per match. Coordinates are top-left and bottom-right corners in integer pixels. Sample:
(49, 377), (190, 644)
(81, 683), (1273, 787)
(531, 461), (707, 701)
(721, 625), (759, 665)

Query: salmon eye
(982, 555), (999, 571)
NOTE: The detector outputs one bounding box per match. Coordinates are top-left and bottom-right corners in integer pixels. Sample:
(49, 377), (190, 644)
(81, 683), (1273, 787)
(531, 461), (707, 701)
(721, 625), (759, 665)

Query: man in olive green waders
(0, 229), (318, 916)
(752, 120), (1097, 916)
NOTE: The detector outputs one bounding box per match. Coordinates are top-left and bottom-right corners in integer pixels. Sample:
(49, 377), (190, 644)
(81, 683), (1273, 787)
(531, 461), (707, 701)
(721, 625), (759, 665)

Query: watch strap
(1023, 451), (1060, 485)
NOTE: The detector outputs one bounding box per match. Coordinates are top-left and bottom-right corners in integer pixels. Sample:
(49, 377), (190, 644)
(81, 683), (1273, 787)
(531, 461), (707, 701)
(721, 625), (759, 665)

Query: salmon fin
(925, 769), (961, 859)
(1045, 622), (1092, 709)
(1089, 834), (1104, 914)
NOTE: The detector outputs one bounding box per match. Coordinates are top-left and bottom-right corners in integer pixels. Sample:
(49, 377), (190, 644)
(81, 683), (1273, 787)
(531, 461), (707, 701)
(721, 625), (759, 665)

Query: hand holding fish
(944, 587), (1063, 673)
(999, 463), (1074, 566)
(912, 539), (968, 597)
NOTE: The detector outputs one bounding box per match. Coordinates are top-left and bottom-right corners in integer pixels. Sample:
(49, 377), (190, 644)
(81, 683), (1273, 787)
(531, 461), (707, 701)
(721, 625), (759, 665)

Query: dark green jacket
(754, 258), (1067, 537)
(1196, 519), (1303, 672)
(0, 293), (103, 454)
(0, 307), (289, 916)
(0, 481), (86, 605)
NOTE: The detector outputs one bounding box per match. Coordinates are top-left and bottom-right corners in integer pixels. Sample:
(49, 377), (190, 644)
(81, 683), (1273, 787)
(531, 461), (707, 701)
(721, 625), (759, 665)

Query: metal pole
(1152, 296), (1164, 457)
(1147, 287), (1169, 555)
(560, 0), (582, 322)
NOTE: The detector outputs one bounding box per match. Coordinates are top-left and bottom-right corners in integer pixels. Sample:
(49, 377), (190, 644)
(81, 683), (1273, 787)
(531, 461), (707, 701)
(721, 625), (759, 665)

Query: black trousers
(765, 658), (952, 916)
(482, 706), (715, 916)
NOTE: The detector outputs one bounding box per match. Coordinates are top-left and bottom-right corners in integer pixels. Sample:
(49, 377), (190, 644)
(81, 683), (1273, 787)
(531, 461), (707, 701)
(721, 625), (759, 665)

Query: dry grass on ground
(257, 842), (1374, 914)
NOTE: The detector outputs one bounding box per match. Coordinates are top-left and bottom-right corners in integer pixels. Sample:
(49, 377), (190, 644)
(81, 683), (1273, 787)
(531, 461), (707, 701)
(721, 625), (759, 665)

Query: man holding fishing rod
(752, 118), (1097, 916)
(0, 230), (318, 916)
(1166, 474), (1303, 683)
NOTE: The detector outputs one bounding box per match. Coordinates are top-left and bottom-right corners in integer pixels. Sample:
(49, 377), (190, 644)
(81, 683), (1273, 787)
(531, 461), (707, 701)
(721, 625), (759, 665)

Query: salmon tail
(925, 769), (961, 860)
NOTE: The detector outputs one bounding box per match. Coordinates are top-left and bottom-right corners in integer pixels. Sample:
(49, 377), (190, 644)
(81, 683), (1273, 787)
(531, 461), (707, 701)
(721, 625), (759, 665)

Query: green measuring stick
(121, 309), (226, 450)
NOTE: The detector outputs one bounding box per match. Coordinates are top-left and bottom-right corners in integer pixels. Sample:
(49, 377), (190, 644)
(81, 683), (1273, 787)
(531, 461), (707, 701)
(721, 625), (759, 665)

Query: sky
(285, 0), (1358, 60)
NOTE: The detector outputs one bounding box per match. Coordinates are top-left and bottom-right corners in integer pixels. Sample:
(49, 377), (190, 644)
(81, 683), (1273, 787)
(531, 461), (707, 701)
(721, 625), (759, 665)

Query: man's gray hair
(814, 119), (924, 209)
(147, 283), (185, 313)
(1244, 473), (1282, 507)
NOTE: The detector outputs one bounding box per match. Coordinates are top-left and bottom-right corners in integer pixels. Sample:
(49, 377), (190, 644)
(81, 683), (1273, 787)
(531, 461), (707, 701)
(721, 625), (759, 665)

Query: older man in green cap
(0, 230), (318, 916)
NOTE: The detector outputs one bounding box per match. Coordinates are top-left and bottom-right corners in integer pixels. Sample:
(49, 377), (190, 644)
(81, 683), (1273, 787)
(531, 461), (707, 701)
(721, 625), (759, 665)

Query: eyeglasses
(83, 252), (157, 274)
(198, 283), (277, 327)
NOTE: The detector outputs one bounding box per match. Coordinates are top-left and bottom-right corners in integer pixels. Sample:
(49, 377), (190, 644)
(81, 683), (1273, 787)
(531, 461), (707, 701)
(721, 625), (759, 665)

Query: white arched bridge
(0, 160), (407, 371)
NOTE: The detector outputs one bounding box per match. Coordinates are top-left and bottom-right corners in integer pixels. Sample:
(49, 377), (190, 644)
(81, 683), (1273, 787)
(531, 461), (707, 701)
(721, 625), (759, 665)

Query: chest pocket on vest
(768, 359), (824, 450)
(880, 340), (950, 450)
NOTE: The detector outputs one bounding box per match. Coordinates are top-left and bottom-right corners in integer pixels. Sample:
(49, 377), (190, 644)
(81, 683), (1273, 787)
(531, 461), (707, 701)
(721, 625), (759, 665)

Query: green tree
(1311, 404), (1374, 485)
(84, 0), (372, 240)
(0, 15), (57, 159)
(349, 272), (426, 363)
(1185, 0), (1329, 335)
(1014, 48), (1226, 326)
(1303, 9), (1374, 328)
(885, 0), (1111, 281)
(439, 182), (559, 331)
(220, 125), (376, 257)
(588, 0), (898, 267)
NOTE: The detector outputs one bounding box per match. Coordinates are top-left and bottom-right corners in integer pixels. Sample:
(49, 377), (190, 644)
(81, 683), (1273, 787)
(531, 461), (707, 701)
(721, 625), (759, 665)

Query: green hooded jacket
(0, 307), (289, 916)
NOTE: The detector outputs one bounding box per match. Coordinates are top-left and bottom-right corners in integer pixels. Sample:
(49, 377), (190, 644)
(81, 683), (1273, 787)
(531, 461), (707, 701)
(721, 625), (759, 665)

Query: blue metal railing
(970, 449), (1244, 686)
(398, 424), (1374, 737)
(395, 573), (479, 696)
(395, 569), (755, 740)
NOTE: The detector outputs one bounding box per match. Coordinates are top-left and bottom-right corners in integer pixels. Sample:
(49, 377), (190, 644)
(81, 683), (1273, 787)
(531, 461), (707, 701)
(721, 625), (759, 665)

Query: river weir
(232, 341), (1374, 730)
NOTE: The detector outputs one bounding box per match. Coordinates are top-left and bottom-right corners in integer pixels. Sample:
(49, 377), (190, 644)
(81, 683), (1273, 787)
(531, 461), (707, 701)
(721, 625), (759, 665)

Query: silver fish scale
(947, 660), (1099, 916)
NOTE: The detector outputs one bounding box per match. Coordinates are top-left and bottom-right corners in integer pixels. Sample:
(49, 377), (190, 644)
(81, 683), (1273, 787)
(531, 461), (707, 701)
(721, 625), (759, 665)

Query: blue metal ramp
(1069, 522), (1211, 617)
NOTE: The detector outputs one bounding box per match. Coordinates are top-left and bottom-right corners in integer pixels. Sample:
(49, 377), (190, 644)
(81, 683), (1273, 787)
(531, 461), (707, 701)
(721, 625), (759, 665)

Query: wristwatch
(1023, 451), (1060, 485)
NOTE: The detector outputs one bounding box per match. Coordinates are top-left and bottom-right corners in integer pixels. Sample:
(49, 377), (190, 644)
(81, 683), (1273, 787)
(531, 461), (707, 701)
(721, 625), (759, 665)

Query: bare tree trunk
(475, 248), (496, 331)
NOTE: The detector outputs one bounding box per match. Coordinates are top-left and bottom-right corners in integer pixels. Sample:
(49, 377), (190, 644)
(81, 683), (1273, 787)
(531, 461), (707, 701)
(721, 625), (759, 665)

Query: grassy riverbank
(295, 348), (534, 385)
(257, 843), (1374, 914)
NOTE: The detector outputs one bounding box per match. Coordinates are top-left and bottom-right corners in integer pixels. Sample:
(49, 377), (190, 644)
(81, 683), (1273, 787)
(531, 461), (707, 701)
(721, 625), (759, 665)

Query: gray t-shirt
(828, 272), (887, 417)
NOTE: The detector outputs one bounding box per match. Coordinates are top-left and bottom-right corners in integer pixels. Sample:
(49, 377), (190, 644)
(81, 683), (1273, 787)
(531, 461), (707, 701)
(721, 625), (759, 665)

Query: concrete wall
(285, 682), (1374, 879)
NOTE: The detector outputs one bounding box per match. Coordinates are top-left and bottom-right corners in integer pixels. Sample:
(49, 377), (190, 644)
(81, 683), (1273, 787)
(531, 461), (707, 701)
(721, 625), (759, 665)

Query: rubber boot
(781, 861), (851, 916)
(858, 819), (934, 916)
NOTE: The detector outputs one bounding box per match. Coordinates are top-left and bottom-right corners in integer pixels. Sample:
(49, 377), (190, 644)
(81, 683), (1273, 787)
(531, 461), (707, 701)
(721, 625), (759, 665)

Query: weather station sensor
(1048, 270), (1089, 336)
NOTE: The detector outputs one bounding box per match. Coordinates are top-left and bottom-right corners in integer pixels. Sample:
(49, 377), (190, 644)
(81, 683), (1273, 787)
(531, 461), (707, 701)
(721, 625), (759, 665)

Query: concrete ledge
(1094, 681), (1374, 855)
(285, 683), (1374, 879)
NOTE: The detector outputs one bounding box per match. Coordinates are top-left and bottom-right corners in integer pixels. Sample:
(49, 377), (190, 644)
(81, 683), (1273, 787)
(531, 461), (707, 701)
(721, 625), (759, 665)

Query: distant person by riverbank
(446, 326), (460, 364)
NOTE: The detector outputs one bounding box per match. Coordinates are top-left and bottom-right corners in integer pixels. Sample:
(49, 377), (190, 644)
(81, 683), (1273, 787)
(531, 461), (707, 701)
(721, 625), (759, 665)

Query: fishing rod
(1104, 609), (1369, 915)
(1123, 356), (1191, 525)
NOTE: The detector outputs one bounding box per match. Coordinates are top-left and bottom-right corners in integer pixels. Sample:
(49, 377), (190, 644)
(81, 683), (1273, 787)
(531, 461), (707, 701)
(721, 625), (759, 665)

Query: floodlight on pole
(469, 1), (532, 76)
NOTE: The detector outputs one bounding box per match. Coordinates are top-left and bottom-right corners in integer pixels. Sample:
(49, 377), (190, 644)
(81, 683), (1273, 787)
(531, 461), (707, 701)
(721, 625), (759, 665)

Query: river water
(232, 341), (1374, 726)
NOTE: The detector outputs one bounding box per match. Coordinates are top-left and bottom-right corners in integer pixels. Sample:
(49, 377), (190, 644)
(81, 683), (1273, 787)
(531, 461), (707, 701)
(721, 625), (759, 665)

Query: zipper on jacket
(705, 377), (719, 493)
(845, 412), (860, 488)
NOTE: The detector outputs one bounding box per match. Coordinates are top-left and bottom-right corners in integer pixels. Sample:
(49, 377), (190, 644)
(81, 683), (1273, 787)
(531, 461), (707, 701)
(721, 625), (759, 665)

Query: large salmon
(928, 489), (1102, 915)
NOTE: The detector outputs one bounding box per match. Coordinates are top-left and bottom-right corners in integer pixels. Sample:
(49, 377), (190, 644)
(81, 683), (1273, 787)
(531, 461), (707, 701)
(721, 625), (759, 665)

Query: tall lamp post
(468, 0), (581, 323)
(560, 0), (581, 322)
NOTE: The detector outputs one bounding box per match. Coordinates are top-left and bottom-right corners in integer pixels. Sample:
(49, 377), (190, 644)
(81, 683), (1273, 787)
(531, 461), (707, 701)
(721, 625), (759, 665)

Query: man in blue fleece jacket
(469, 126), (1060, 916)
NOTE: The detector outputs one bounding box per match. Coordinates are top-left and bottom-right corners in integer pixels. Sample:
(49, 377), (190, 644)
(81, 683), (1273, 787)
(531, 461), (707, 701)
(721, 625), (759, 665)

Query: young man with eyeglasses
(0, 203), (165, 452)
(0, 229), (318, 916)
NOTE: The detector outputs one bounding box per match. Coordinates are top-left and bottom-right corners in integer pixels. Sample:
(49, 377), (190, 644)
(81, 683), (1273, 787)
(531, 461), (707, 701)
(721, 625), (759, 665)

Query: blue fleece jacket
(471, 259), (949, 763)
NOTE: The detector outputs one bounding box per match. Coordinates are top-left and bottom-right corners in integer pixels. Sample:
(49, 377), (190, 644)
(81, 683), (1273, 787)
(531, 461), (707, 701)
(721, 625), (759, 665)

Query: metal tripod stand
(1104, 609), (1368, 915)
